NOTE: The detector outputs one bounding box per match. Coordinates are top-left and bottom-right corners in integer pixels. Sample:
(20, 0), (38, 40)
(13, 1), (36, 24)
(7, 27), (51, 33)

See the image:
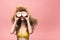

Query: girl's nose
(20, 16), (25, 20)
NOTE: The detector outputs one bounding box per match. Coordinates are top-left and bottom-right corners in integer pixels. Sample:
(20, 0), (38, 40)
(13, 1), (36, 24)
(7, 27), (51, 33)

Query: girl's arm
(10, 21), (17, 34)
(25, 15), (33, 34)
(10, 17), (19, 34)
(27, 20), (33, 34)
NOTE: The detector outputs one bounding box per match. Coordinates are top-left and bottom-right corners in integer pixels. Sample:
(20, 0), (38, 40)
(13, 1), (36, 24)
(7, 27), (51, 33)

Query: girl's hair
(11, 6), (37, 31)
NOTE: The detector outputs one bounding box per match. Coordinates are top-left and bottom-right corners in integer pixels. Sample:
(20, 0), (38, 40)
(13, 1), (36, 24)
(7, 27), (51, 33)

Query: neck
(21, 21), (25, 28)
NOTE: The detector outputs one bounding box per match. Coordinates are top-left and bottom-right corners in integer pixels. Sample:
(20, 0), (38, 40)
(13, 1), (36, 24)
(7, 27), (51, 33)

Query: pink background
(0, 0), (60, 40)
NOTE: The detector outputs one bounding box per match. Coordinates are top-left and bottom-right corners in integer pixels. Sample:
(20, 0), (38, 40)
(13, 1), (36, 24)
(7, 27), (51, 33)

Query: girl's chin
(21, 19), (24, 20)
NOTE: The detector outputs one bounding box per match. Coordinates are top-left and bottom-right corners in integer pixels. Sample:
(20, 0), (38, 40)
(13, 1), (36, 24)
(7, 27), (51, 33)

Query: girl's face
(16, 11), (28, 20)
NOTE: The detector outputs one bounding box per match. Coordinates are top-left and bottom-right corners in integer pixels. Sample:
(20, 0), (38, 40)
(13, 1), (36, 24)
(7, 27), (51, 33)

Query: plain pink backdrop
(0, 0), (60, 40)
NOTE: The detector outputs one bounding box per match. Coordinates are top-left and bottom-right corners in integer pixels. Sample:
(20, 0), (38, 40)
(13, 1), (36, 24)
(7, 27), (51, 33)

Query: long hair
(11, 6), (37, 31)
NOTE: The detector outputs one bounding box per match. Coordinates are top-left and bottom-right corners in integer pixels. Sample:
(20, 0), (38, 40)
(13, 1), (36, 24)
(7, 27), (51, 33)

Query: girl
(10, 6), (37, 40)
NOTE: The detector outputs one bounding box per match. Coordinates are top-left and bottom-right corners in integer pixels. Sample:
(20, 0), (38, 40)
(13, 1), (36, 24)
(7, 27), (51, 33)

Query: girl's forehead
(16, 12), (21, 14)
(16, 11), (27, 14)
(22, 11), (27, 14)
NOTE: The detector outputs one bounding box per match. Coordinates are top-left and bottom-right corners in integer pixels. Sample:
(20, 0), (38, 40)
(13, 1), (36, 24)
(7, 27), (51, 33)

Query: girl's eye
(16, 12), (21, 17)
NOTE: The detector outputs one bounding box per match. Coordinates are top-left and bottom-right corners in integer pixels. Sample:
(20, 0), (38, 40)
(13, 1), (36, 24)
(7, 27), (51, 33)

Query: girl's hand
(25, 15), (29, 21)
(15, 16), (19, 21)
